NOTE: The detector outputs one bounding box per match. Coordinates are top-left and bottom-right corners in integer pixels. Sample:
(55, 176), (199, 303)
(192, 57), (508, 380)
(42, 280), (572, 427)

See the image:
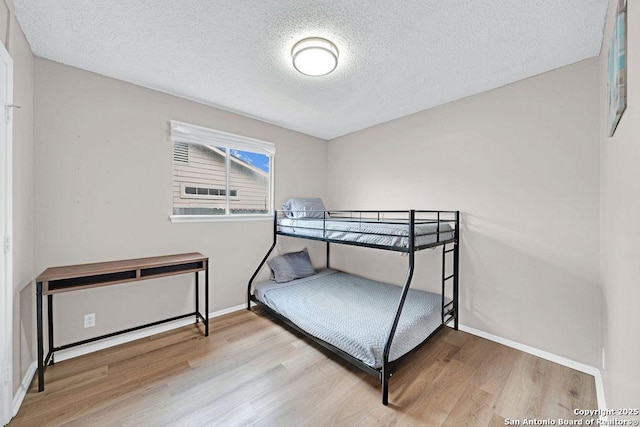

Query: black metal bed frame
(247, 209), (460, 405)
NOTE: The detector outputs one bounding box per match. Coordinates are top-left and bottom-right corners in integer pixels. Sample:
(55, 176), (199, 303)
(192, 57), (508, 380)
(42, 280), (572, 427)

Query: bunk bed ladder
(441, 212), (460, 330)
(441, 245), (457, 329)
(442, 211), (460, 329)
(454, 211), (460, 330)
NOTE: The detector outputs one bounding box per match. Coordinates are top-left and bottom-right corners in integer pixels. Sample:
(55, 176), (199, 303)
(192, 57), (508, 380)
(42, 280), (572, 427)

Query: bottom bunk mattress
(254, 269), (447, 369)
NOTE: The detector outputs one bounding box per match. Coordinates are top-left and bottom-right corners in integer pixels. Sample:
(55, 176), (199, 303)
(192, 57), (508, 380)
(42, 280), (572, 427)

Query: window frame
(169, 120), (275, 223)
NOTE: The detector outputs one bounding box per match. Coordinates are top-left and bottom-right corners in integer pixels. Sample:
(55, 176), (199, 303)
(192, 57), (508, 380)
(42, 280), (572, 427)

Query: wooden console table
(35, 252), (209, 392)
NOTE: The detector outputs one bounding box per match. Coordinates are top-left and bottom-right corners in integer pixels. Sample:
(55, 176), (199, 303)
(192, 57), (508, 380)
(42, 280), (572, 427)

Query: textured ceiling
(14, 0), (607, 140)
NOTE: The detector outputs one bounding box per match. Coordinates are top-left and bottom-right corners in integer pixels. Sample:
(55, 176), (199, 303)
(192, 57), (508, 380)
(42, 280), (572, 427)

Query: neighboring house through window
(170, 120), (275, 220)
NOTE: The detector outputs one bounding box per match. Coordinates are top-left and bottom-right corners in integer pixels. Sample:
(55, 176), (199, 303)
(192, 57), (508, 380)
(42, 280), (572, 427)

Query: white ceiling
(13, 0), (608, 140)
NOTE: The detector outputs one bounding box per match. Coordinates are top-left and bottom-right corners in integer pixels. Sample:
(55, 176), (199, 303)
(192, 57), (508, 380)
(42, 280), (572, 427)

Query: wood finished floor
(10, 309), (597, 426)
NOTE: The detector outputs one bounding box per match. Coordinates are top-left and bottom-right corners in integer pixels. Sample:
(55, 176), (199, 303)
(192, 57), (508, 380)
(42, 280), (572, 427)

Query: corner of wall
(1, 0), (36, 402)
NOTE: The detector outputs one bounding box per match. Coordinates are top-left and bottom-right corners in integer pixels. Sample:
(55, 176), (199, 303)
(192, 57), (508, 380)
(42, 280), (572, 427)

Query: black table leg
(36, 282), (44, 392)
(48, 294), (54, 364)
(195, 270), (199, 326)
(205, 260), (209, 337)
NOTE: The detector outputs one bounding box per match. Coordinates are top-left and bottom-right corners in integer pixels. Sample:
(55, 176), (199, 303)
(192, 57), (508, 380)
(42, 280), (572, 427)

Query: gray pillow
(282, 198), (327, 219)
(267, 248), (316, 283)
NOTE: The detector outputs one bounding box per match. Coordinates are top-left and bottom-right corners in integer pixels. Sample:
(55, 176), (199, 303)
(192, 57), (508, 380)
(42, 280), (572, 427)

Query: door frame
(0, 39), (14, 425)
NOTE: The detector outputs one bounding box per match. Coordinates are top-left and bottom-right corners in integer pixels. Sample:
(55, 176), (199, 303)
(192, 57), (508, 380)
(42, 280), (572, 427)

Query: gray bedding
(278, 217), (454, 249)
(254, 269), (446, 369)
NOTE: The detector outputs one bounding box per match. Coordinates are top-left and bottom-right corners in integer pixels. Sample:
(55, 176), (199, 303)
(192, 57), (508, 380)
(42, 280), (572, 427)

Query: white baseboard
(453, 323), (606, 410)
(12, 361), (36, 417)
(593, 369), (606, 412)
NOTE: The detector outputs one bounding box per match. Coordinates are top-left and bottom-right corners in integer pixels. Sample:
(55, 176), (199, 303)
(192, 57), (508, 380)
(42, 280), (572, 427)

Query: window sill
(169, 214), (273, 224)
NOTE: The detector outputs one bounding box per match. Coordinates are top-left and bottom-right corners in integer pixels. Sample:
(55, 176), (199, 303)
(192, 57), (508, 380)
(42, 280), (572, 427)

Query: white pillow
(282, 198), (327, 219)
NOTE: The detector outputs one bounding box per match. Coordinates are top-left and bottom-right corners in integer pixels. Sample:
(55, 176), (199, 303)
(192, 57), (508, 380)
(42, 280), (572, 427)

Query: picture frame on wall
(608, 0), (627, 137)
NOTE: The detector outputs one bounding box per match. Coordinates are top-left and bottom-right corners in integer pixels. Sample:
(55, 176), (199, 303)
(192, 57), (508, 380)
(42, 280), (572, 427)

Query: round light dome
(291, 37), (339, 77)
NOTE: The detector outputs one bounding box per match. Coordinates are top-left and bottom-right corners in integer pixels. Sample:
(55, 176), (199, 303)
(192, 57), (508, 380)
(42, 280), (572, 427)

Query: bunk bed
(247, 202), (460, 405)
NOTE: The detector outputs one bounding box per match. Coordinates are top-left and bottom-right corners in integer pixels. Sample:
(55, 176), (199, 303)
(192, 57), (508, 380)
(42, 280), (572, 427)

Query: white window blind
(170, 120), (276, 156)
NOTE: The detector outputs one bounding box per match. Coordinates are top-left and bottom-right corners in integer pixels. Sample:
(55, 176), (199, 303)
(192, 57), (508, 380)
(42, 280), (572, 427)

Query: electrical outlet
(84, 313), (96, 328)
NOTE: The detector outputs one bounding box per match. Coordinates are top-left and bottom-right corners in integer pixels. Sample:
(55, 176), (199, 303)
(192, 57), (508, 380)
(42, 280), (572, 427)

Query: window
(181, 184), (239, 198)
(170, 121), (275, 221)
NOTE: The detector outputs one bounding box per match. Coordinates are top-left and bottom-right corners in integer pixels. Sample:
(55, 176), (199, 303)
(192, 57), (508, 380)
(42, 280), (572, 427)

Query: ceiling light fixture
(291, 37), (339, 77)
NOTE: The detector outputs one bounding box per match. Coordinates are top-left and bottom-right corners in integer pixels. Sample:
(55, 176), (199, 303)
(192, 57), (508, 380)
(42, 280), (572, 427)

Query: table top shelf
(36, 252), (208, 295)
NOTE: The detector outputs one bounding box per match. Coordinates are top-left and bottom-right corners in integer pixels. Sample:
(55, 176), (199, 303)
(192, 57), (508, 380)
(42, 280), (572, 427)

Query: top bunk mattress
(254, 269), (446, 369)
(278, 217), (454, 250)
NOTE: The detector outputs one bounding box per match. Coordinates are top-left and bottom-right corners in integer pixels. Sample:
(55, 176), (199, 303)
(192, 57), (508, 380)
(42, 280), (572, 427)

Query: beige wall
(600, 0), (640, 409)
(327, 58), (601, 367)
(1, 0), (35, 398)
(33, 58), (327, 347)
